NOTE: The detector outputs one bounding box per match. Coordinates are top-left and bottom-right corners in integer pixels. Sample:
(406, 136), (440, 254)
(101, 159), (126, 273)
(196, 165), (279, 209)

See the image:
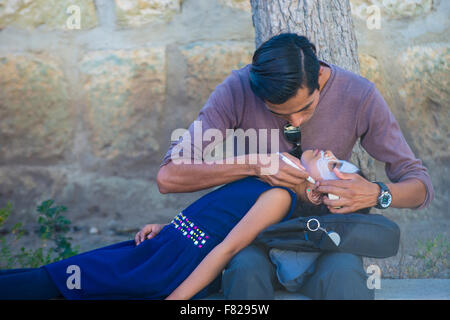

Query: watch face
(380, 192), (392, 208)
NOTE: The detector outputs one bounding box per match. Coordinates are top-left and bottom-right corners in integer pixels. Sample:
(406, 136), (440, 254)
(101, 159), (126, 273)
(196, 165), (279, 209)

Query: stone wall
(0, 0), (255, 230)
(350, 0), (449, 278)
(0, 0), (448, 278)
(352, 0), (449, 219)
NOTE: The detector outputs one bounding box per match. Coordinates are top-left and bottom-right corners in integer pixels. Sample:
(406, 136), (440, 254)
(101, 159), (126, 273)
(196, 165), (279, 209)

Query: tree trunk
(250, 0), (376, 180)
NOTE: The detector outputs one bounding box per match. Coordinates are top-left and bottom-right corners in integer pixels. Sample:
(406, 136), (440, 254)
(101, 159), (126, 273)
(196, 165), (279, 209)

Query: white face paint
(315, 151), (359, 180)
(339, 160), (360, 174)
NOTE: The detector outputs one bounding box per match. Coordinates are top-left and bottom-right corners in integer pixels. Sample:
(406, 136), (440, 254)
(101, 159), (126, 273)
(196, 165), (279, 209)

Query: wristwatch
(372, 181), (392, 209)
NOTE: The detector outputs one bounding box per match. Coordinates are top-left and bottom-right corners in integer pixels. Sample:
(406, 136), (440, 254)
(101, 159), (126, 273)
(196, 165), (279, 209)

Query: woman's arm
(165, 187), (292, 300)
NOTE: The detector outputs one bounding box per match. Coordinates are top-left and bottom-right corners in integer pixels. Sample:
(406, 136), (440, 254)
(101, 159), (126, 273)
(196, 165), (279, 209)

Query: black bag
(255, 213), (400, 258)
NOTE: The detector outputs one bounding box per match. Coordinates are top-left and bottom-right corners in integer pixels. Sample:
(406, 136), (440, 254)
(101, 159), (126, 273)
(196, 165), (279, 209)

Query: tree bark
(250, 0), (375, 180)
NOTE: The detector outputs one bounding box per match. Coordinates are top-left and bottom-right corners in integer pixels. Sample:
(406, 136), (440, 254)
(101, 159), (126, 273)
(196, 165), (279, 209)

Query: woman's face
(300, 149), (341, 181)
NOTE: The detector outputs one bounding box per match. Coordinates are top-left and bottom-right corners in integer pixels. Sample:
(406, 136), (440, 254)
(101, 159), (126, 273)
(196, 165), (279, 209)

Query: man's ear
(318, 65), (324, 77)
(317, 66), (325, 89)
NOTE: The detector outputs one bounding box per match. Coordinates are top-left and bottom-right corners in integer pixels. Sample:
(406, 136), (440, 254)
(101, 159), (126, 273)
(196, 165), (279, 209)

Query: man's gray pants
(213, 204), (376, 300)
(220, 244), (375, 300)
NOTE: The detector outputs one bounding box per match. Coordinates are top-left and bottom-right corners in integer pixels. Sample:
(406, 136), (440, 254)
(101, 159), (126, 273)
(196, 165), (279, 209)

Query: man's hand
(315, 167), (379, 214)
(135, 223), (167, 245)
(255, 152), (309, 191)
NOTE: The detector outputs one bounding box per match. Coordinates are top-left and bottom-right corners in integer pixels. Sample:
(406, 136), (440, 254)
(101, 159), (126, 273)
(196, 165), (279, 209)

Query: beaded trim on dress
(170, 212), (209, 248)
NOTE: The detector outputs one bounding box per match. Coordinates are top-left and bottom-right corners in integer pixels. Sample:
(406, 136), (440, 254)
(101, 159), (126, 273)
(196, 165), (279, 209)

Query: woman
(0, 149), (358, 300)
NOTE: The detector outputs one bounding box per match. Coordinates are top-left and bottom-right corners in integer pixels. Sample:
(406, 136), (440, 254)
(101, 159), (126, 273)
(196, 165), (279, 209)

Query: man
(157, 33), (433, 299)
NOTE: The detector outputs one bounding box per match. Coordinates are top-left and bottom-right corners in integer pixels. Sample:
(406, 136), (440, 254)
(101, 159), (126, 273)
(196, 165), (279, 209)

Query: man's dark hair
(249, 33), (320, 105)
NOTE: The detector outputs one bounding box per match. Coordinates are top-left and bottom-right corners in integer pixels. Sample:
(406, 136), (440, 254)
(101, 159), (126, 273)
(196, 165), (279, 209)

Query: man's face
(264, 86), (320, 127)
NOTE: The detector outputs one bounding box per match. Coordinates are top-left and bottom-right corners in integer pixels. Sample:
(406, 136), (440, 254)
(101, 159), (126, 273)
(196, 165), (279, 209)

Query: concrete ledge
(204, 279), (450, 300)
(373, 279), (450, 300)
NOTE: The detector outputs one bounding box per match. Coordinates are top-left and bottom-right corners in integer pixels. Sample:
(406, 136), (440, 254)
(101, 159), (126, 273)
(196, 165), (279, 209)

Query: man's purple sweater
(161, 61), (433, 210)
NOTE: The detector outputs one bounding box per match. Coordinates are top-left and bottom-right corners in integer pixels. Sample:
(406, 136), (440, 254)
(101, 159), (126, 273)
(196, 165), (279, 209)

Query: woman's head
(297, 149), (370, 213)
(300, 149), (360, 181)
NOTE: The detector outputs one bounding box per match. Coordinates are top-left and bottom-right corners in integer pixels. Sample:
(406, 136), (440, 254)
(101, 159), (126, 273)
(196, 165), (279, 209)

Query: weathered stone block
(0, 166), (69, 224)
(57, 170), (191, 225)
(180, 41), (254, 111)
(351, 0), (433, 20)
(80, 48), (166, 161)
(0, 53), (74, 163)
(359, 54), (384, 89)
(397, 44), (449, 165)
(0, 0), (97, 30)
(218, 0), (252, 12)
(115, 0), (182, 28)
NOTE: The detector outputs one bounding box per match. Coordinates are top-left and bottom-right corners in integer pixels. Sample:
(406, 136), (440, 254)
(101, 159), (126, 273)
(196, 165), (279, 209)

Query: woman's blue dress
(43, 176), (297, 299)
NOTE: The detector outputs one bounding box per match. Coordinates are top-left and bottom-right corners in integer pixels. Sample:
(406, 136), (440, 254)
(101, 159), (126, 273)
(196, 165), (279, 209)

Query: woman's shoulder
(220, 176), (270, 190)
(218, 176), (297, 200)
(181, 177), (267, 214)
